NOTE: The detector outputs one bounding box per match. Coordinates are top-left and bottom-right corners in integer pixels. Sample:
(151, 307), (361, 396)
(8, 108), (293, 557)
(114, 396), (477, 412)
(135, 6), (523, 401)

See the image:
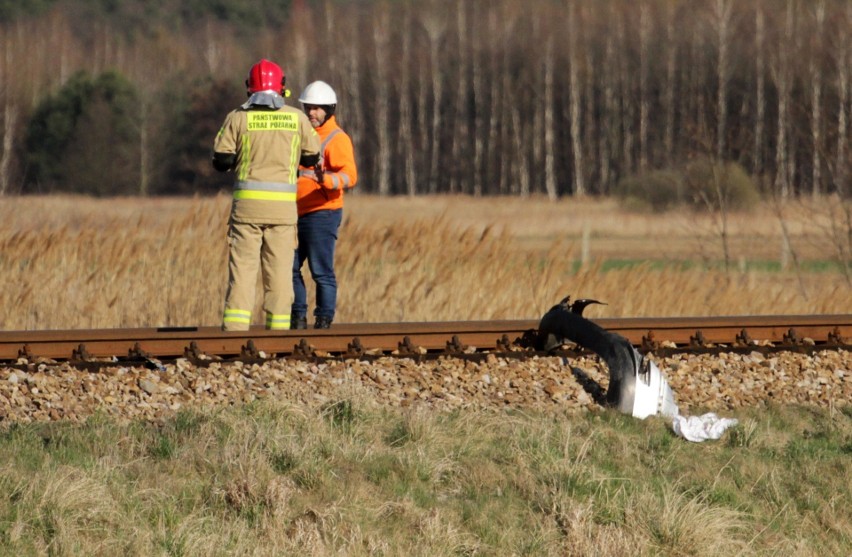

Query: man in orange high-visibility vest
(213, 59), (321, 331)
(291, 81), (358, 329)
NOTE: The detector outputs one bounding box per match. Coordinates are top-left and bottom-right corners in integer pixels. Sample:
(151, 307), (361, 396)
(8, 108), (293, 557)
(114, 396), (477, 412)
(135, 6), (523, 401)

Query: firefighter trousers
(222, 222), (296, 331)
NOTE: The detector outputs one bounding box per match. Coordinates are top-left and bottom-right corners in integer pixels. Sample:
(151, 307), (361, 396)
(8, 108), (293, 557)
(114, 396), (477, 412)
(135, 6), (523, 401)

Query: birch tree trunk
(471, 1), (484, 197)
(500, 20), (514, 195)
(810, 0), (825, 196)
(450, 1), (468, 193)
(138, 101), (149, 196)
(373, 5), (391, 195)
(531, 16), (544, 196)
(619, 11), (634, 177)
(584, 40), (596, 194)
(204, 19), (223, 75)
(0, 101), (15, 196)
(339, 14), (364, 184)
(51, 10), (72, 84)
(583, 27), (596, 193)
(639, 2), (650, 169)
(0, 31), (16, 196)
(568, 2), (585, 196)
(422, 14), (445, 194)
(486, 11), (502, 195)
(714, 0), (733, 159)
(837, 10), (850, 197)
(544, 35), (557, 200)
(689, 27), (708, 152)
(417, 38), (430, 191)
(323, 0), (338, 80)
(399, 5), (416, 196)
(664, 2), (677, 167)
(512, 105), (530, 197)
(599, 10), (617, 193)
(754, 3), (766, 176)
(773, 0), (795, 198)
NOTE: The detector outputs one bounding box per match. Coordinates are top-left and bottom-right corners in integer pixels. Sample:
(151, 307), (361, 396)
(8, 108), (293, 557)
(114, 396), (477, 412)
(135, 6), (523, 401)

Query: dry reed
(0, 194), (849, 331)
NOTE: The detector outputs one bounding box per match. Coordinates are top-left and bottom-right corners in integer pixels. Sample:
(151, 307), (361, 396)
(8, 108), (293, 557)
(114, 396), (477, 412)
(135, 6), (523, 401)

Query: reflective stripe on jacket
(215, 104), (320, 225)
(296, 116), (358, 216)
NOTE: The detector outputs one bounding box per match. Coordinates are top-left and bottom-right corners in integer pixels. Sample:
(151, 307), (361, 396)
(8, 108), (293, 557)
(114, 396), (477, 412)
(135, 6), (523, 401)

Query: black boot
(314, 316), (333, 329)
(291, 314), (308, 330)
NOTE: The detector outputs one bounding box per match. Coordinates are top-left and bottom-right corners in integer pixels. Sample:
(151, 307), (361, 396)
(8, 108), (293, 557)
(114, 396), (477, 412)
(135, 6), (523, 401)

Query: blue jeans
(292, 209), (342, 320)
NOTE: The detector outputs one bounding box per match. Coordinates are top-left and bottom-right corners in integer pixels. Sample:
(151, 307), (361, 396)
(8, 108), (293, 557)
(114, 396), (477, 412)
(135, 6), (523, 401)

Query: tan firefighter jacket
(214, 101), (320, 225)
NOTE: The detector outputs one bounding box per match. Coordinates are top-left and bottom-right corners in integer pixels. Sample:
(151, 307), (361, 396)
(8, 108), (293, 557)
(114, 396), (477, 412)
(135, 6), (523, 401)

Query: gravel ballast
(1, 350), (849, 423)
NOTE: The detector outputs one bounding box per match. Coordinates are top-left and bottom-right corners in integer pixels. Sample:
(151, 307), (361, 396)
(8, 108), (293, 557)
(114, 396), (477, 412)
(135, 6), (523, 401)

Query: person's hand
(314, 164), (324, 185)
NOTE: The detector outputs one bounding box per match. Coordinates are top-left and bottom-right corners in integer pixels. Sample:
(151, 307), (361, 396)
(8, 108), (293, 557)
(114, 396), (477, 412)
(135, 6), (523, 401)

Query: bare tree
(323, 0), (338, 80)
(568, 1), (585, 196)
(416, 23), (430, 193)
(638, 2), (650, 169)
(3, 0), (852, 200)
(449, 1), (469, 194)
(0, 29), (17, 196)
(511, 105), (530, 197)
(837, 4), (850, 198)
(471, 1), (485, 197)
(809, 0), (826, 196)
(421, 10), (445, 194)
(618, 8), (634, 177)
(486, 9), (503, 195)
(772, 0), (796, 198)
(203, 19), (223, 75)
(599, 6), (617, 193)
(372, 3), (392, 195)
(499, 14), (517, 195)
(664, 1), (677, 167)
(531, 14), (544, 197)
(754, 1), (766, 176)
(582, 13), (597, 193)
(399, 3), (416, 196)
(544, 34), (557, 200)
(713, 0), (733, 159)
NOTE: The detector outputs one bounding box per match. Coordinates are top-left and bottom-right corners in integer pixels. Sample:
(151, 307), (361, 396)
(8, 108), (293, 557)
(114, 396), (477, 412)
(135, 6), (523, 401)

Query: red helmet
(246, 59), (285, 93)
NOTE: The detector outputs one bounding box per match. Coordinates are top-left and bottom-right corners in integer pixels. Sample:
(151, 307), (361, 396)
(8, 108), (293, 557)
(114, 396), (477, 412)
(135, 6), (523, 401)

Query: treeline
(0, 0), (850, 198)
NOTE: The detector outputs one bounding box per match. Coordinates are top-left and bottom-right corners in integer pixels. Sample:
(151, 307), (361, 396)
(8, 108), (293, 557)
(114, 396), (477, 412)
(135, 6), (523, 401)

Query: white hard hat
(299, 80), (337, 106)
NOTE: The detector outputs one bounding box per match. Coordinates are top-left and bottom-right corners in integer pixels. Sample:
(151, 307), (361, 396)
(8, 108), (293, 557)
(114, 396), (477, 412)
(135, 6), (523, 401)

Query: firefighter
(291, 81), (358, 329)
(213, 59), (321, 331)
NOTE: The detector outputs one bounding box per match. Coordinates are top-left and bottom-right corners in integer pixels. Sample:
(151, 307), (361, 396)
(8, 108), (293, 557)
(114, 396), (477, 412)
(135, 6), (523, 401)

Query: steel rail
(1, 314), (850, 363)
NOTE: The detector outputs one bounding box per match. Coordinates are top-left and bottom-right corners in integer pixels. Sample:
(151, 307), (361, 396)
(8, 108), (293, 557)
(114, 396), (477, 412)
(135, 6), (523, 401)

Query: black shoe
(314, 316), (333, 329)
(291, 315), (308, 330)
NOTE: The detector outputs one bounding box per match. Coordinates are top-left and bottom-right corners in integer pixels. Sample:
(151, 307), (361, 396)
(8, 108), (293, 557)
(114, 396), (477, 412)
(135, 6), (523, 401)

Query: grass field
(0, 400), (850, 555)
(0, 194), (849, 330)
(1, 194), (850, 555)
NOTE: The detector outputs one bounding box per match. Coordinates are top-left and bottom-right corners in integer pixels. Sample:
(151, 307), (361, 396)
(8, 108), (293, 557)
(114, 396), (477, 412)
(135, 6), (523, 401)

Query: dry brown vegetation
(1, 195), (851, 556)
(1, 194), (850, 331)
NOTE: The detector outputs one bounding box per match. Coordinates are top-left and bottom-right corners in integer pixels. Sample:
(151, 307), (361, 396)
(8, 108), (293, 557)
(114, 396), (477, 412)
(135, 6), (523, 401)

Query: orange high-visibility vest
(296, 116), (358, 216)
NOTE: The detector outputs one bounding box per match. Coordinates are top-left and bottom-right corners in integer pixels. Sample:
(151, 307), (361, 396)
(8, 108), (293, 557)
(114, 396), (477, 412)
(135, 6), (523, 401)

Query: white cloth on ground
(672, 412), (739, 442)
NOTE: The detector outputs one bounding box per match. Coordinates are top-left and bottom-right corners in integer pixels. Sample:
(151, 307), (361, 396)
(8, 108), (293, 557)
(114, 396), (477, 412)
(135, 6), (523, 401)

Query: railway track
(2, 314), (850, 424)
(2, 314), (850, 367)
